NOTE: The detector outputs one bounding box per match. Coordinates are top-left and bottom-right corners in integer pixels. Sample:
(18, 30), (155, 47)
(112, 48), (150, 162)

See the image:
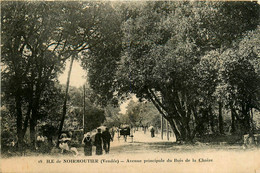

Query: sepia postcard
(1, 0), (260, 172)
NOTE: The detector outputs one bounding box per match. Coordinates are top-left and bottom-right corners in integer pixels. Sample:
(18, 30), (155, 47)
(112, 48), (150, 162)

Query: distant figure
(120, 127), (130, 142)
(111, 127), (115, 140)
(102, 128), (113, 154)
(83, 133), (92, 156)
(150, 128), (155, 138)
(36, 132), (45, 152)
(94, 128), (103, 155)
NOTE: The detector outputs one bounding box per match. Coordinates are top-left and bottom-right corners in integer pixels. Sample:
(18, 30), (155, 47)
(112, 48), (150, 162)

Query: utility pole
(166, 121), (169, 141)
(161, 116), (163, 140)
(83, 84), (86, 134)
(57, 56), (74, 147)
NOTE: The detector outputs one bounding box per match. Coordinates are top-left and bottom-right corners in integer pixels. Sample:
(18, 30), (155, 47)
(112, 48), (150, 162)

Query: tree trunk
(168, 113), (194, 143)
(15, 93), (23, 150)
(57, 56), (74, 146)
(179, 124), (188, 142)
(168, 118), (181, 142)
(231, 107), (236, 134)
(250, 108), (254, 133)
(29, 116), (36, 150)
(30, 94), (41, 150)
(209, 105), (215, 134)
(166, 121), (169, 141)
(181, 117), (193, 143)
(22, 103), (32, 139)
(244, 104), (251, 134)
(22, 114), (30, 139)
(83, 84), (86, 134)
(218, 102), (224, 134)
(185, 120), (192, 142)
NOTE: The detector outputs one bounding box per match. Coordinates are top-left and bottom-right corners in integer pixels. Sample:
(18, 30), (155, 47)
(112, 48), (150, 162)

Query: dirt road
(2, 131), (260, 173)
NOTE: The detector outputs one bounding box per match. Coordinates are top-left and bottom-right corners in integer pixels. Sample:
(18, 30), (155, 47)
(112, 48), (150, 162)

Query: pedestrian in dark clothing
(150, 128), (155, 138)
(102, 128), (113, 154)
(83, 133), (92, 156)
(94, 128), (103, 155)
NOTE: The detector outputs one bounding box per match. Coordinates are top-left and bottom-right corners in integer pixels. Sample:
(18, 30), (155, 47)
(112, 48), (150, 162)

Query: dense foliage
(84, 1), (260, 141)
(1, 1), (260, 149)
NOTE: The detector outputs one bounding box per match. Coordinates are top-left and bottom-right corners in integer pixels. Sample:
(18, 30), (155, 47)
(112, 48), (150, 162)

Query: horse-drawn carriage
(119, 125), (131, 142)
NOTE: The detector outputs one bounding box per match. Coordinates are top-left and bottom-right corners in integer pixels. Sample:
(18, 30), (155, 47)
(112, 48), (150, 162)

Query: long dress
(94, 133), (103, 155)
(83, 137), (92, 156)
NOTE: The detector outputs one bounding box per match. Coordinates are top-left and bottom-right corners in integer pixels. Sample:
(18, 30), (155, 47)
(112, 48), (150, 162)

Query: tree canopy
(83, 1), (260, 141)
(1, 1), (260, 147)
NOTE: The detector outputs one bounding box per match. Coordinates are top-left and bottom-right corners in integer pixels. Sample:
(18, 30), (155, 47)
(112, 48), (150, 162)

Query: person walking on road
(102, 128), (113, 154)
(150, 128), (155, 138)
(83, 133), (92, 156)
(94, 128), (103, 155)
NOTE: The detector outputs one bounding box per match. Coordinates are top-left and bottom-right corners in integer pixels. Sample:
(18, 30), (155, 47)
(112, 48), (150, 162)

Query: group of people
(82, 127), (113, 156)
